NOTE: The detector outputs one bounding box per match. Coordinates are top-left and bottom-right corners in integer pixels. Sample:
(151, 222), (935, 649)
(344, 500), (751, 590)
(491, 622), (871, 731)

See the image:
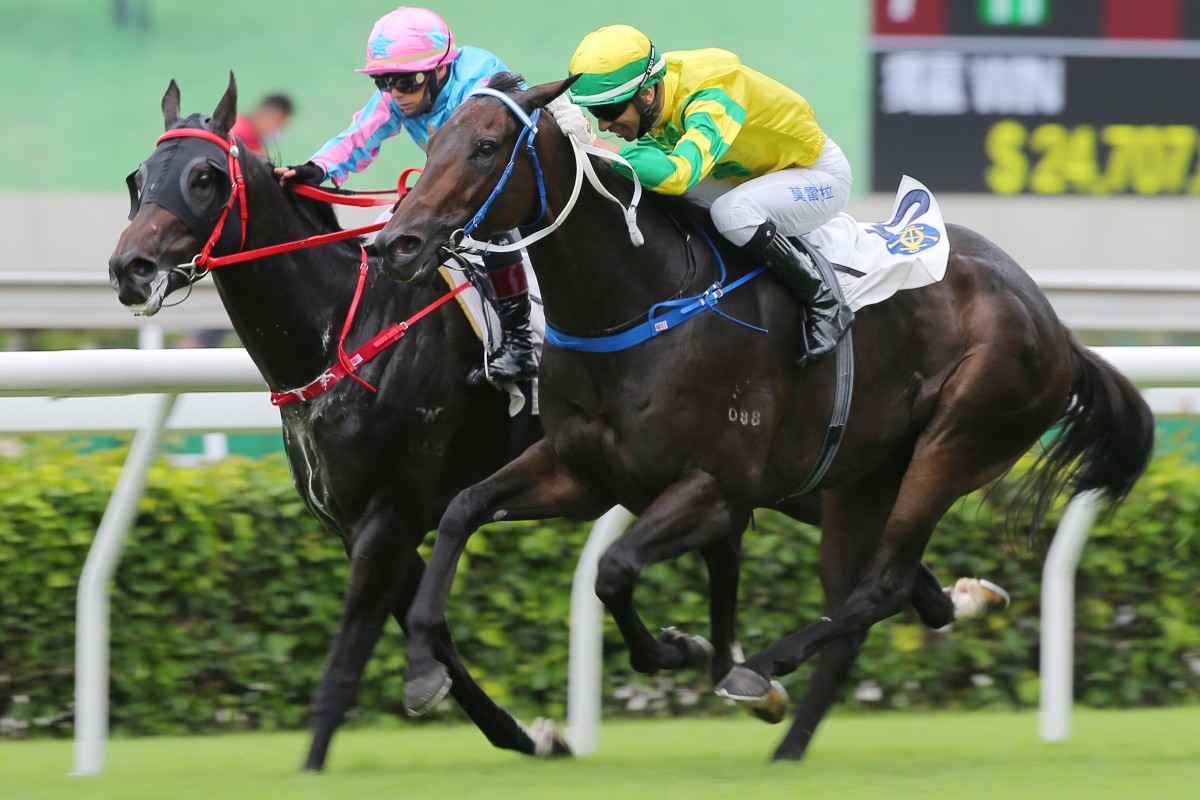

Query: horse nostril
(390, 235), (423, 256)
(126, 257), (157, 279)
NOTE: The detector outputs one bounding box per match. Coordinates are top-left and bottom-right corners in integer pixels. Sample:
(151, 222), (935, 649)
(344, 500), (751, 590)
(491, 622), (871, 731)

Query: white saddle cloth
(805, 175), (951, 311)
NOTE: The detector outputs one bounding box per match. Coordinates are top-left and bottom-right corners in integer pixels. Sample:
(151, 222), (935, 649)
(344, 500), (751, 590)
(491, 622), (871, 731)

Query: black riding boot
(745, 222), (853, 368)
(467, 262), (538, 386)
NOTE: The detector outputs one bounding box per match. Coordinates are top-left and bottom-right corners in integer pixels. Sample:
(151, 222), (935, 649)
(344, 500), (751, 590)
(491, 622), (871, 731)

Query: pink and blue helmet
(355, 6), (461, 76)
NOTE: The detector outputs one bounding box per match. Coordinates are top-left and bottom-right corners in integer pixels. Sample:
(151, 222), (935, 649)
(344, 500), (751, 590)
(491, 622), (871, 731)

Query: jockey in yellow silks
(551, 25), (853, 365)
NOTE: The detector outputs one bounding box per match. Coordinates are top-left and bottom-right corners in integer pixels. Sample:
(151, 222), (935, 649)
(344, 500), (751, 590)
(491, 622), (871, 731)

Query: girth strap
(786, 238), (855, 497)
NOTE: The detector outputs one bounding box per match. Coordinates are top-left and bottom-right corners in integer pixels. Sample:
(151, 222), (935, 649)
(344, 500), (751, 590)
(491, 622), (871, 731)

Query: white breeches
(697, 137), (853, 247)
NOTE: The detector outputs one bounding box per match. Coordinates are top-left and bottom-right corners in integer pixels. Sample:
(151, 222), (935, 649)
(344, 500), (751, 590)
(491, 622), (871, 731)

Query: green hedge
(1, 439), (1198, 738)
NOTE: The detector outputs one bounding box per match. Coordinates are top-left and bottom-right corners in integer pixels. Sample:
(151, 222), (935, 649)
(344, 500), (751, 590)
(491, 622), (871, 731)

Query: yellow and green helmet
(567, 25), (667, 107)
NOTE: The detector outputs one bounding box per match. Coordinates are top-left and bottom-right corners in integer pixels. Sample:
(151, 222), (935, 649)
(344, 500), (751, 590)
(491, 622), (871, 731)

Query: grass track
(7, 709), (1200, 800)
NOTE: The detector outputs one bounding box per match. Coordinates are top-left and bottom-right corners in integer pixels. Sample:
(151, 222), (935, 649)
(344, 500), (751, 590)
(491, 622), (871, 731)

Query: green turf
(0, 0), (867, 191)
(7, 709), (1199, 800)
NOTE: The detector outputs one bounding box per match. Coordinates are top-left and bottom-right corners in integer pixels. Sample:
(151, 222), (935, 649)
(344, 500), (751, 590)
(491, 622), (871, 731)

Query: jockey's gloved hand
(276, 162), (325, 187)
(546, 95), (594, 146)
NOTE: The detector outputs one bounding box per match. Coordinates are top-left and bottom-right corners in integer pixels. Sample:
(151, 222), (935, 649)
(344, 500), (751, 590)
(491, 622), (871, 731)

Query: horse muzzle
(377, 228), (439, 286)
(108, 249), (181, 316)
(124, 270), (175, 317)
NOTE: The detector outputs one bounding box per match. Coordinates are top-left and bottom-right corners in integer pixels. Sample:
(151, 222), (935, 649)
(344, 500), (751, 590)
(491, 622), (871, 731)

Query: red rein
(155, 129), (459, 405)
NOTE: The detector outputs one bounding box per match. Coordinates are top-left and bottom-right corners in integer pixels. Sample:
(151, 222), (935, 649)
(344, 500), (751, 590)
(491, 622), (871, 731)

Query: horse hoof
(529, 717), (573, 758)
(745, 680), (789, 725)
(404, 664), (452, 717)
(945, 577), (1012, 620)
(660, 627), (714, 671)
(714, 665), (771, 702)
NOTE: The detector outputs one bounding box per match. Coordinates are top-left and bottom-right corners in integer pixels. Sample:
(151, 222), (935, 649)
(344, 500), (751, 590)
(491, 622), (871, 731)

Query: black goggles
(587, 99), (631, 123)
(373, 71), (429, 93)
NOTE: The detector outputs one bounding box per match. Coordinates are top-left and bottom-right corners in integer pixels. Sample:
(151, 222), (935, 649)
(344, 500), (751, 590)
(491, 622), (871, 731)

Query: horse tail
(1013, 330), (1155, 535)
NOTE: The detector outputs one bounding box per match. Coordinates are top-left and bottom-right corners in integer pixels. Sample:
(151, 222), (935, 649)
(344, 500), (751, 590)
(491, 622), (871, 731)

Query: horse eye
(476, 141), (497, 158)
(196, 171), (214, 188)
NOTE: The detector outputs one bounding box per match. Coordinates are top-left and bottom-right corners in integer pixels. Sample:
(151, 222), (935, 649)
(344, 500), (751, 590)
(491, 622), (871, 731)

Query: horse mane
(282, 185), (345, 236)
(488, 72), (526, 93)
(274, 175), (368, 258)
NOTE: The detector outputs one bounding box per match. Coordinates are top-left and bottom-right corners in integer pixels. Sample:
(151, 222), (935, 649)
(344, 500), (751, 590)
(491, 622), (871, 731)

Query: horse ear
(162, 79), (180, 130)
(520, 75), (581, 111)
(212, 71), (238, 137)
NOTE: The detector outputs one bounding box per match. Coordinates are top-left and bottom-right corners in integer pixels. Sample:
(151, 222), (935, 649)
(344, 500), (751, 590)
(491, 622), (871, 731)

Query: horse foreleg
(701, 538), (743, 684)
(595, 470), (747, 675)
(404, 440), (608, 716)
(304, 523), (405, 771)
(389, 555), (569, 758)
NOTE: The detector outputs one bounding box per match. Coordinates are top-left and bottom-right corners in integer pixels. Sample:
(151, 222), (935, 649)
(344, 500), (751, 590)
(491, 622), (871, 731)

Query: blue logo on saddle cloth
(885, 223), (941, 255)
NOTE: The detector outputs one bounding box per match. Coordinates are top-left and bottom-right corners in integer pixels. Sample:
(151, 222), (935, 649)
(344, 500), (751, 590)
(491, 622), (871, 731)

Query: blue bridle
(455, 87), (548, 241)
(453, 87), (767, 355)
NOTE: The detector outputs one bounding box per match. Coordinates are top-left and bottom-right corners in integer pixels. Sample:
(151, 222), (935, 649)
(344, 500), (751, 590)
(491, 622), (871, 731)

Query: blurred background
(3, 0), (1197, 347)
(0, 1), (1197, 793)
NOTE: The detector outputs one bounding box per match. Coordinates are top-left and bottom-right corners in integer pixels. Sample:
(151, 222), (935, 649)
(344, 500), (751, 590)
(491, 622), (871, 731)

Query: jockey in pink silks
(277, 6), (553, 385)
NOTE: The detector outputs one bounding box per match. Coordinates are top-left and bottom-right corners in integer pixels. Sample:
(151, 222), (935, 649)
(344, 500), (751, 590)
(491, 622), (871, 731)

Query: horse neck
(526, 142), (707, 333)
(208, 170), (362, 391)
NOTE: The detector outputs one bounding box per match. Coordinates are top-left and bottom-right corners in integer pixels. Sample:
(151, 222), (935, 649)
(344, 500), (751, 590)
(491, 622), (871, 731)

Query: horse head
(108, 73), (256, 315)
(376, 74), (578, 285)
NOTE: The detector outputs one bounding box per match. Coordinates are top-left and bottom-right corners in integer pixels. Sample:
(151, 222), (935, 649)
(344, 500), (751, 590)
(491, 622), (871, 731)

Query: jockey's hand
(275, 162), (325, 187)
(546, 95), (594, 146)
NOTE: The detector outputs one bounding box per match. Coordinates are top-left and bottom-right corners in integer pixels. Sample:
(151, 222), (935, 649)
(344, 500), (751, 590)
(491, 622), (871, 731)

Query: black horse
(107, 75), (568, 770)
(376, 75), (1155, 762)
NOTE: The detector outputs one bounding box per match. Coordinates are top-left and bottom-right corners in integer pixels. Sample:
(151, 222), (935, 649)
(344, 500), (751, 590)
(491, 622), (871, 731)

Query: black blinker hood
(125, 113), (243, 256)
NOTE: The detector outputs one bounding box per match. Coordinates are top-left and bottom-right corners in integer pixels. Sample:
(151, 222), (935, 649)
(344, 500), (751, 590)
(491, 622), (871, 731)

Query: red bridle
(154, 127), (421, 271)
(145, 128), (468, 405)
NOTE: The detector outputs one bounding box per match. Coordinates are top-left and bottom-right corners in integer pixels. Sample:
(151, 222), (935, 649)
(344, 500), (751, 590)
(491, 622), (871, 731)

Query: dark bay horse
(107, 75), (568, 769)
(376, 75), (1154, 762)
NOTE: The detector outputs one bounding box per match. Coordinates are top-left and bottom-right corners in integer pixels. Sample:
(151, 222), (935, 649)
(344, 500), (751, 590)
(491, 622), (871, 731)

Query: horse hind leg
(735, 345), (1062, 760)
(742, 462), (898, 753)
(909, 563), (1010, 630)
